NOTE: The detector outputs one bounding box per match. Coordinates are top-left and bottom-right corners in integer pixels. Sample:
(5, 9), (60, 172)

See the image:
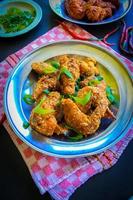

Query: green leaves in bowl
(0, 7), (35, 33)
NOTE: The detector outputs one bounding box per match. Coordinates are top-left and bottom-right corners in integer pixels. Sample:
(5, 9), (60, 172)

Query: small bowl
(0, 0), (42, 38)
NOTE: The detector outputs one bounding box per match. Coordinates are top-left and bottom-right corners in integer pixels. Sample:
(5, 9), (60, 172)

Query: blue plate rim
(0, 0), (42, 37)
(49, 0), (132, 25)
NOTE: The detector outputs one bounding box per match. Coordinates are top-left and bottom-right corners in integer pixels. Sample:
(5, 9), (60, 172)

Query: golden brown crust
(30, 92), (60, 136)
(65, 0), (118, 22)
(62, 82), (109, 136)
(31, 62), (49, 75)
(30, 55), (116, 137)
(32, 73), (58, 100)
(60, 57), (80, 94)
(65, 0), (86, 20)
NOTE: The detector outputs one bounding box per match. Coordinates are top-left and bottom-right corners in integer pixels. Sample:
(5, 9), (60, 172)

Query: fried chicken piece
(62, 83), (109, 136)
(56, 55), (69, 66)
(76, 81), (106, 113)
(32, 73), (58, 100)
(65, 0), (86, 20)
(77, 82), (115, 119)
(30, 92), (61, 136)
(103, 0), (119, 8)
(79, 57), (99, 76)
(32, 62), (50, 75)
(76, 86), (93, 113)
(85, 0), (116, 10)
(60, 57), (80, 94)
(86, 5), (112, 21)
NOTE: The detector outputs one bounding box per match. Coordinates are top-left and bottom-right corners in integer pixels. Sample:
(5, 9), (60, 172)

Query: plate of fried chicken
(4, 40), (133, 157)
(49, 0), (132, 25)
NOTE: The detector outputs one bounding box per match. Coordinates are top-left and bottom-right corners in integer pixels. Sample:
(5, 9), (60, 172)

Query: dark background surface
(0, 0), (133, 200)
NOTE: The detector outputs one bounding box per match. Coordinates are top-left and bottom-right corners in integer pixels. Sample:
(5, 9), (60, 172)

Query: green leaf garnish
(71, 91), (92, 106)
(43, 89), (50, 94)
(106, 86), (116, 104)
(0, 7), (35, 33)
(43, 65), (57, 74)
(33, 96), (55, 115)
(58, 67), (73, 80)
(23, 94), (35, 105)
(107, 94), (115, 103)
(23, 121), (30, 129)
(34, 107), (55, 115)
(88, 79), (100, 86)
(51, 61), (60, 69)
(96, 75), (103, 81)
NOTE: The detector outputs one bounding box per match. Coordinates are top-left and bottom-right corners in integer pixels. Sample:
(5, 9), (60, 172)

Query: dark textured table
(0, 1), (133, 200)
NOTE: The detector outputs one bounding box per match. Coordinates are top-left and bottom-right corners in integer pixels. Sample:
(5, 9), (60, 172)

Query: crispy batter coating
(30, 55), (116, 137)
(76, 86), (93, 113)
(32, 73), (58, 100)
(60, 57), (80, 94)
(56, 55), (69, 66)
(86, 5), (112, 22)
(77, 81), (106, 113)
(79, 57), (99, 76)
(65, 0), (119, 22)
(103, 0), (119, 8)
(30, 92), (60, 136)
(86, 0), (116, 10)
(65, 0), (86, 20)
(62, 82), (109, 136)
(32, 62), (49, 75)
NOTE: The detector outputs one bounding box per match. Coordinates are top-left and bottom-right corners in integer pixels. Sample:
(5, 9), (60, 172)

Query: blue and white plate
(4, 40), (133, 158)
(49, 0), (132, 25)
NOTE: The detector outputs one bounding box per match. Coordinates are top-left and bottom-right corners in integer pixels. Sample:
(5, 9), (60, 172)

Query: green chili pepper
(88, 79), (100, 86)
(33, 96), (55, 115)
(70, 91), (92, 106)
(106, 86), (116, 104)
(58, 67), (73, 80)
(51, 61), (60, 69)
(23, 121), (30, 129)
(43, 89), (50, 94)
(34, 107), (55, 115)
(43, 65), (57, 74)
(23, 94), (35, 105)
(96, 75), (103, 81)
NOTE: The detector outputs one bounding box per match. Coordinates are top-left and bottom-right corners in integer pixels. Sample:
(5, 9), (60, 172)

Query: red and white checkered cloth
(0, 22), (133, 200)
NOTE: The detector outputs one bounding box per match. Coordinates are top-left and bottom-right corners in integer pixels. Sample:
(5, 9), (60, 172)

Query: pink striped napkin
(1, 22), (133, 200)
